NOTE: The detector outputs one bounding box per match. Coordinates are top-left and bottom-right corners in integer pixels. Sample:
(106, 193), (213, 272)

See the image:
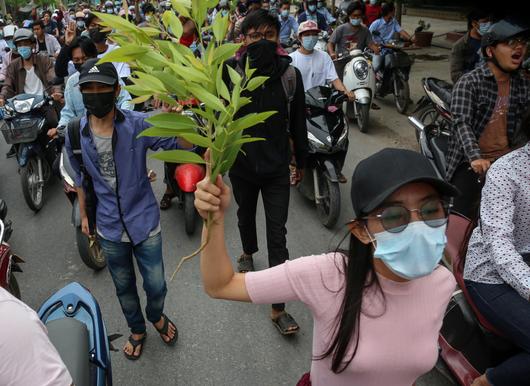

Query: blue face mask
(350, 18), (361, 26)
(281, 9), (289, 18)
(17, 46), (32, 60)
(478, 22), (491, 36)
(317, 2), (323, 8)
(302, 35), (318, 51)
(7, 40), (15, 50)
(371, 221), (447, 280)
(308, 4), (316, 12)
(370, 0), (377, 4)
(221, 9), (229, 17)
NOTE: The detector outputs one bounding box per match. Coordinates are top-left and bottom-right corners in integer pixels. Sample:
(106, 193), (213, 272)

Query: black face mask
(89, 27), (108, 43)
(74, 62), (84, 72)
(82, 91), (115, 118)
(247, 39), (277, 74)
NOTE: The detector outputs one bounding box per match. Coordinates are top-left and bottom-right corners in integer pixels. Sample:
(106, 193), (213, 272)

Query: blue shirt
(317, 7), (336, 24)
(298, 11), (328, 32)
(279, 15), (299, 44)
(65, 109), (179, 245)
(369, 17), (402, 44)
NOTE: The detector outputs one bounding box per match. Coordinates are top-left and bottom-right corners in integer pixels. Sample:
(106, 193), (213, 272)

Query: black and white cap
(78, 58), (119, 86)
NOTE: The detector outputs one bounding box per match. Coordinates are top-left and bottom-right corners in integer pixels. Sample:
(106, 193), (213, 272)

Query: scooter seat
(429, 132), (449, 178)
(426, 78), (453, 107)
(47, 318), (90, 386)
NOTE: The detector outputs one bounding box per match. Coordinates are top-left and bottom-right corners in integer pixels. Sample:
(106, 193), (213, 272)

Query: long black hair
(316, 228), (384, 373)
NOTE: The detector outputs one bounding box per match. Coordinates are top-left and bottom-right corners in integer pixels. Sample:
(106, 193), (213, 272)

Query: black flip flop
(154, 313), (178, 346)
(272, 312), (300, 336)
(124, 333), (146, 361)
(159, 193), (175, 210)
(237, 254), (254, 273)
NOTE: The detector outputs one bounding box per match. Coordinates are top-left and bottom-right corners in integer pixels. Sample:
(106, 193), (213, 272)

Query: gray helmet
(481, 19), (530, 48)
(13, 28), (35, 45)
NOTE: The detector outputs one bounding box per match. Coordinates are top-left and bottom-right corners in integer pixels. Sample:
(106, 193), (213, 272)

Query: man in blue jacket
(65, 60), (182, 360)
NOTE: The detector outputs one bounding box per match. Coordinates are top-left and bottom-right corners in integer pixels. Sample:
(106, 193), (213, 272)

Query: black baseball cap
(350, 148), (459, 217)
(78, 58), (119, 87)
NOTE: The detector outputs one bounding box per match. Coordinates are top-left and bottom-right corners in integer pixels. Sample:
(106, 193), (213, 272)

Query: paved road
(0, 46), (455, 386)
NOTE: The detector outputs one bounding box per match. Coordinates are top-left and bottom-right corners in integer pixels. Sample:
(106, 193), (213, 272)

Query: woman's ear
(348, 220), (373, 245)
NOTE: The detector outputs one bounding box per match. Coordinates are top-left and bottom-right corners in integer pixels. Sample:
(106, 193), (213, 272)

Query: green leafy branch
(94, 0), (276, 278)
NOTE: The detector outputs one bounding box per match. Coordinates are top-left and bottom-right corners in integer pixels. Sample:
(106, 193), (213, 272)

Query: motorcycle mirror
(0, 199), (7, 221)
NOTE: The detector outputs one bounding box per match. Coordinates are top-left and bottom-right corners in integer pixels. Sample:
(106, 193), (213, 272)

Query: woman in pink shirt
(194, 148), (458, 386)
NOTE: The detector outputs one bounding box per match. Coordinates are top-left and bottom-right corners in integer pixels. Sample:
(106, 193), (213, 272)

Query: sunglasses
(245, 30), (277, 42)
(361, 199), (451, 233)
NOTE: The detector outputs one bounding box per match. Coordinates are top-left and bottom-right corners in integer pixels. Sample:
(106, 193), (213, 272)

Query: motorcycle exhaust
(407, 116), (425, 136)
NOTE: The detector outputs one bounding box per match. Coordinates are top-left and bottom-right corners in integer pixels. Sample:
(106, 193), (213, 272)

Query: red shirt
(364, 4), (382, 27)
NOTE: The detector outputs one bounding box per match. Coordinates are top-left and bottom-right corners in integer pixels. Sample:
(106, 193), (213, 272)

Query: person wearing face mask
(0, 24), (17, 83)
(138, 3), (156, 27)
(194, 147), (458, 386)
(369, 2), (412, 74)
(48, 37), (133, 140)
(85, 13), (131, 81)
(463, 107), (530, 386)
(0, 28), (61, 110)
(316, 0), (335, 25)
(328, 1), (380, 79)
(298, 0), (328, 32)
(278, 0), (298, 46)
(450, 10), (492, 83)
(223, 9), (308, 335)
(363, 0), (381, 27)
(65, 59), (193, 360)
(446, 19), (530, 220)
(290, 20), (353, 183)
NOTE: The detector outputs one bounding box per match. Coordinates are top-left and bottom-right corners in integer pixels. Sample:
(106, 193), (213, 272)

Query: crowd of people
(0, 1), (529, 386)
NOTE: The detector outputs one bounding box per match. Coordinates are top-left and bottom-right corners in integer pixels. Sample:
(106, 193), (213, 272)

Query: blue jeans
(465, 280), (530, 386)
(99, 233), (167, 334)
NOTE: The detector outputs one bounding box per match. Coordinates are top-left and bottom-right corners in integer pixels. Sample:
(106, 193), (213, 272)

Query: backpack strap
(280, 65), (297, 125)
(67, 117), (83, 170)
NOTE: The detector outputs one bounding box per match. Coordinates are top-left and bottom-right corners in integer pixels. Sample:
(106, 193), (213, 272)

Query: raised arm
(195, 175), (251, 301)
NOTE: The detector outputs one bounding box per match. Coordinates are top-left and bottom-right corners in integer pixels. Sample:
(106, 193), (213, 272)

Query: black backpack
(67, 117), (98, 233)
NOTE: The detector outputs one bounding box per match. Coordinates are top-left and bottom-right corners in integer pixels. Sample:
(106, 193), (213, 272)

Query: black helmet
(481, 19), (530, 48)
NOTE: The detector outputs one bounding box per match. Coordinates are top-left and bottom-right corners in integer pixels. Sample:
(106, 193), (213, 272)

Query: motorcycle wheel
(75, 228), (106, 270)
(357, 103), (370, 133)
(8, 273), (21, 299)
(415, 105), (439, 142)
(393, 75), (410, 114)
(20, 157), (44, 212)
(316, 172), (341, 228)
(184, 192), (196, 236)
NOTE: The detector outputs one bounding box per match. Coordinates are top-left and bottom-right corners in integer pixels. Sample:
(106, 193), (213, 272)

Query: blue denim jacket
(65, 109), (178, 246)
(58, 71), (134, 129)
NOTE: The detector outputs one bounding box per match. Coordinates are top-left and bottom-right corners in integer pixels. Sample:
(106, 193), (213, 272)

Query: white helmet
(3, 24), (17, 39)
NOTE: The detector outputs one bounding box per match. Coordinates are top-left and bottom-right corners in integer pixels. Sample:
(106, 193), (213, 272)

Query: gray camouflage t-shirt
(329, 24), (373, 55)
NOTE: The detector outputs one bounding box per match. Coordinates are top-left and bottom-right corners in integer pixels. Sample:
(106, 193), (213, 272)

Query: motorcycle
(371, 38), (414, 114)
(0, 199), (23, 298)
(165, 107), (206, 236)
(0, 93), (58, 212)
(297, 86), (348, 228)
(408, 77), (453, 179)
(314, 31), (329, 52)
(437, 213), (522, 385)
(59, 149), (106, 271)
(38, 282), (115, 386)
(341, 48), (376, 133)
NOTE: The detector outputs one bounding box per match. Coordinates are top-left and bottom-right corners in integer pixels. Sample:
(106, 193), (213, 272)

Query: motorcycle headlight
(353, 61), (369, 80)
(307, 131), (327, 150)
(13, 98), (34, 114)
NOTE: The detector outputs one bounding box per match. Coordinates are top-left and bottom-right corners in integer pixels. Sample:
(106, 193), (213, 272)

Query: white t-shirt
(0, 287), (72, 386)
(23, 66), (45, 95)
(98, 43), (131, 79)
(289, 49), (338, 91)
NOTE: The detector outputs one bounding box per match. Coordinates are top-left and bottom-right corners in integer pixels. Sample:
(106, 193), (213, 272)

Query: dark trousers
(450, 163), (483, 220)
(465, 280), (530, 386)
(99, 233), (167, 334)
(230, 172), (290, 311)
